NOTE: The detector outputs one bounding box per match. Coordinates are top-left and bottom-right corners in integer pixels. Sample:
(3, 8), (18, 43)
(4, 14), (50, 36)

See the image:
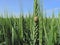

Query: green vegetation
(0, 0), (60, 45)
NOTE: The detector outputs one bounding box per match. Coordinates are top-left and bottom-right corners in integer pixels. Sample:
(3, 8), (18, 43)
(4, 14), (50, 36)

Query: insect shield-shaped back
(34, 16), (39, 23)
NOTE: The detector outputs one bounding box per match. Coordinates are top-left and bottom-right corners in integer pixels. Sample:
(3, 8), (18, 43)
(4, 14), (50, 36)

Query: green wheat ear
(33, 0), (40, 45)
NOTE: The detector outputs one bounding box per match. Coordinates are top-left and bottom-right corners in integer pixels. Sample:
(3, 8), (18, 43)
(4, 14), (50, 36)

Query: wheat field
(0, 0), (60, 45)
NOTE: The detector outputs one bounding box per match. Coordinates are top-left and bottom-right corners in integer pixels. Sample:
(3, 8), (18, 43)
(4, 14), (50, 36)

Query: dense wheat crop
(0, 0), (60, 45)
